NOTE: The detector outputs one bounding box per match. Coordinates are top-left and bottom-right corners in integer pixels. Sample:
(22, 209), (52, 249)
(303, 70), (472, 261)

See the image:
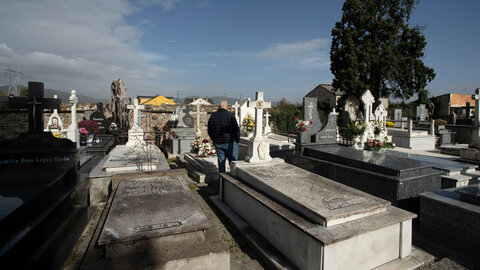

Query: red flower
(202, 139), (209, 143)
(300, 123), (304, 127)
(296, 116), (300, 119)
(206, 148), (209, 151)
(209, 151), (213, 155)
(302, 128), (307, 132)
(310, 121), (313, 125)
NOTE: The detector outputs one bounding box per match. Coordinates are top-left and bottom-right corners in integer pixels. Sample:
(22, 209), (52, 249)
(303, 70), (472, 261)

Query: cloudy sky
(1, 0), (479, 102)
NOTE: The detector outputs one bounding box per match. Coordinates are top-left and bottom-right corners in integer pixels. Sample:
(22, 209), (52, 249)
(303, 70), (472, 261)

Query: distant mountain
(0, 85), (108, 104)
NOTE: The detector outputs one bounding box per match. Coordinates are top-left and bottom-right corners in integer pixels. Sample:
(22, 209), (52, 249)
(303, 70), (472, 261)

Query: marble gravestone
(416, 104), (427, 121)
(170, 106), (196, 155)
(343, 95), (361, 123)
(244, 92), (272, 163)
(420, 184), (480, 266)
(214, 160), (424, 270)
(295, 97), (338, 154)
(97, 170), (229, 269)
(45, 95), (63, 133)
(394, 109), (402, 128)
(89, 111), (110, 134)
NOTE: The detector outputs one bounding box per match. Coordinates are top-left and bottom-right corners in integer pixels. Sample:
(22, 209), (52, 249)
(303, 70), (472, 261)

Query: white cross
(264, 111), (271, 134)
(190, 103), (207, 128)
(361, 90), (375, 123)
(232, 101), (240, 124)
(69, 90), (78, 125)
(247, 92), (271, 138)
(127, 99), (145, 127)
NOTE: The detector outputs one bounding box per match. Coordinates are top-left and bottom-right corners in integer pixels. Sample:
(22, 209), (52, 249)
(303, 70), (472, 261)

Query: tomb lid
(98, 173), (210, 245)
(303, 145), (433, 178)
(455, 184), (480, 206)
(236, 162), (390, 227)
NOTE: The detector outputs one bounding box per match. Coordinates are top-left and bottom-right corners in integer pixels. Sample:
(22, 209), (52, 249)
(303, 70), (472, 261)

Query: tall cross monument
(67, 90), (79, 148)
(245, 92), (272, 163)
(126, 99), (145, 147)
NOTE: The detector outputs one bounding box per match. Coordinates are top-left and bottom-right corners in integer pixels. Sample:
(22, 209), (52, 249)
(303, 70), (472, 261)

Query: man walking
(208, 100), (240, 173)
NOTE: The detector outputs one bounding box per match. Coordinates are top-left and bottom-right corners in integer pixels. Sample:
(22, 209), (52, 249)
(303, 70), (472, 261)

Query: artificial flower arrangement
(372, 120), (384, 136)
(364, 138), (395, 151)
(48, 123), (62, 130)
(385, 121), (395, 128)
(79, 127), (89, 135)
(191, 129), (203, 152)
(78, 120), (99, 137)
(242, 113), (255, 133)
(199, 139), (217, 157)
(295, 116), (313, 132)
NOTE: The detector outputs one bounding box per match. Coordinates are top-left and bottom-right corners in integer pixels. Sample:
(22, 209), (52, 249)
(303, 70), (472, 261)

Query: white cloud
(258, 38), (329, 59)
(0, 0), (170, 98)
(139, 52), (169, 61)
(138, 0), (183, 11)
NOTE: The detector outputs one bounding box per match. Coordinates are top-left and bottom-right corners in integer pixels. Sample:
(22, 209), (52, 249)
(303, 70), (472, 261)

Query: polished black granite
(455, 184), (480, 206)
(303, 145), (432, 178)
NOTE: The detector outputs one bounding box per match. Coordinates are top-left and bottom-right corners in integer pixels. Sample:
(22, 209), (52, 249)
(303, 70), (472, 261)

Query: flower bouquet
(78, 120), (99, 137)
(295, 116), (312, 132)
(199, 139), (217, 157)
(242, 113), (255, 133)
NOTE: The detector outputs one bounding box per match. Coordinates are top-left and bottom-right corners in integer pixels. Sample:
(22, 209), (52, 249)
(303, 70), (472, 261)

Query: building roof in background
(305, 84), (345, 97)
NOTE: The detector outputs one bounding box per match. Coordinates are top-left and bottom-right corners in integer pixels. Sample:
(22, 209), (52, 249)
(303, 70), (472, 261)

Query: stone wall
(0, 103), (223, 141)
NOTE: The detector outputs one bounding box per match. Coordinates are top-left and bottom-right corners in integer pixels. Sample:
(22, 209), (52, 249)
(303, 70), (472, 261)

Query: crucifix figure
(9, 82), (61, 133)
(264, 111), (271, 134)
(127, 99), (145, 128)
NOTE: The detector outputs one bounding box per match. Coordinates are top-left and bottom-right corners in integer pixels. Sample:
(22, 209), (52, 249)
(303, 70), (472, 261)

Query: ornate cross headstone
(470, 88), (480, 148)
(67, 90), (79, 148)
(361, 90), (375, 123)
(126, 99), (145, 147)
(374, 104), (388, 129)
(245, 92), (272, 163)
(189, 104), (207, 129)
(8, 82), (61, 133)
(232, 101), (240, 126)
(264, 111), (271, 134)
(247, 92), (271, 139)
(127, 99), (145, 128)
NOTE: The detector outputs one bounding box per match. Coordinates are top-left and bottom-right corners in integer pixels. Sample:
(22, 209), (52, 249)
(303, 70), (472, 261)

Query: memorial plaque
(236, 161), (389, 227)
(98, 174), (210, 245)
(90, 111), (110, 134)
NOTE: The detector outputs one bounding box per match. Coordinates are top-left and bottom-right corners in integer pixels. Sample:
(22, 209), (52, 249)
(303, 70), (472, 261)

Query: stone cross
(189, 103), (207, 129)
(264, 111), (271, 134)
(127, 99), (145, 127)
(8, 81), (61, 133)
(248, 92), (271, 138)
(67, 90), (79, 148)
(232, 101), (240, 125)
(361, 90), (375, 123)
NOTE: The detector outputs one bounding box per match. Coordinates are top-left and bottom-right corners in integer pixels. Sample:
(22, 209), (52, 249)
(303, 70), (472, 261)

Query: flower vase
(247, 132), (253, 139)
(80, 134), (87, 146)
(352, 136), (361, 149)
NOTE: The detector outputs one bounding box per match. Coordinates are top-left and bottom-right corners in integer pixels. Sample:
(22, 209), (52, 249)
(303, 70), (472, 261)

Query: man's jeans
(215, 141), (238, 173)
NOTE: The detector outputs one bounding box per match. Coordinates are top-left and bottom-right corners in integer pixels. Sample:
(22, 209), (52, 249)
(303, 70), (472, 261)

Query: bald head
(219, 100), (228, 110)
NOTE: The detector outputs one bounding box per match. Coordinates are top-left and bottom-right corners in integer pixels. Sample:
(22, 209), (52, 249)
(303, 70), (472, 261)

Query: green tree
(20, 87), (28, 97)
(0, 89), (6, 96)
(330, 0), (435, 102)
(270, 99), (302, 134)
